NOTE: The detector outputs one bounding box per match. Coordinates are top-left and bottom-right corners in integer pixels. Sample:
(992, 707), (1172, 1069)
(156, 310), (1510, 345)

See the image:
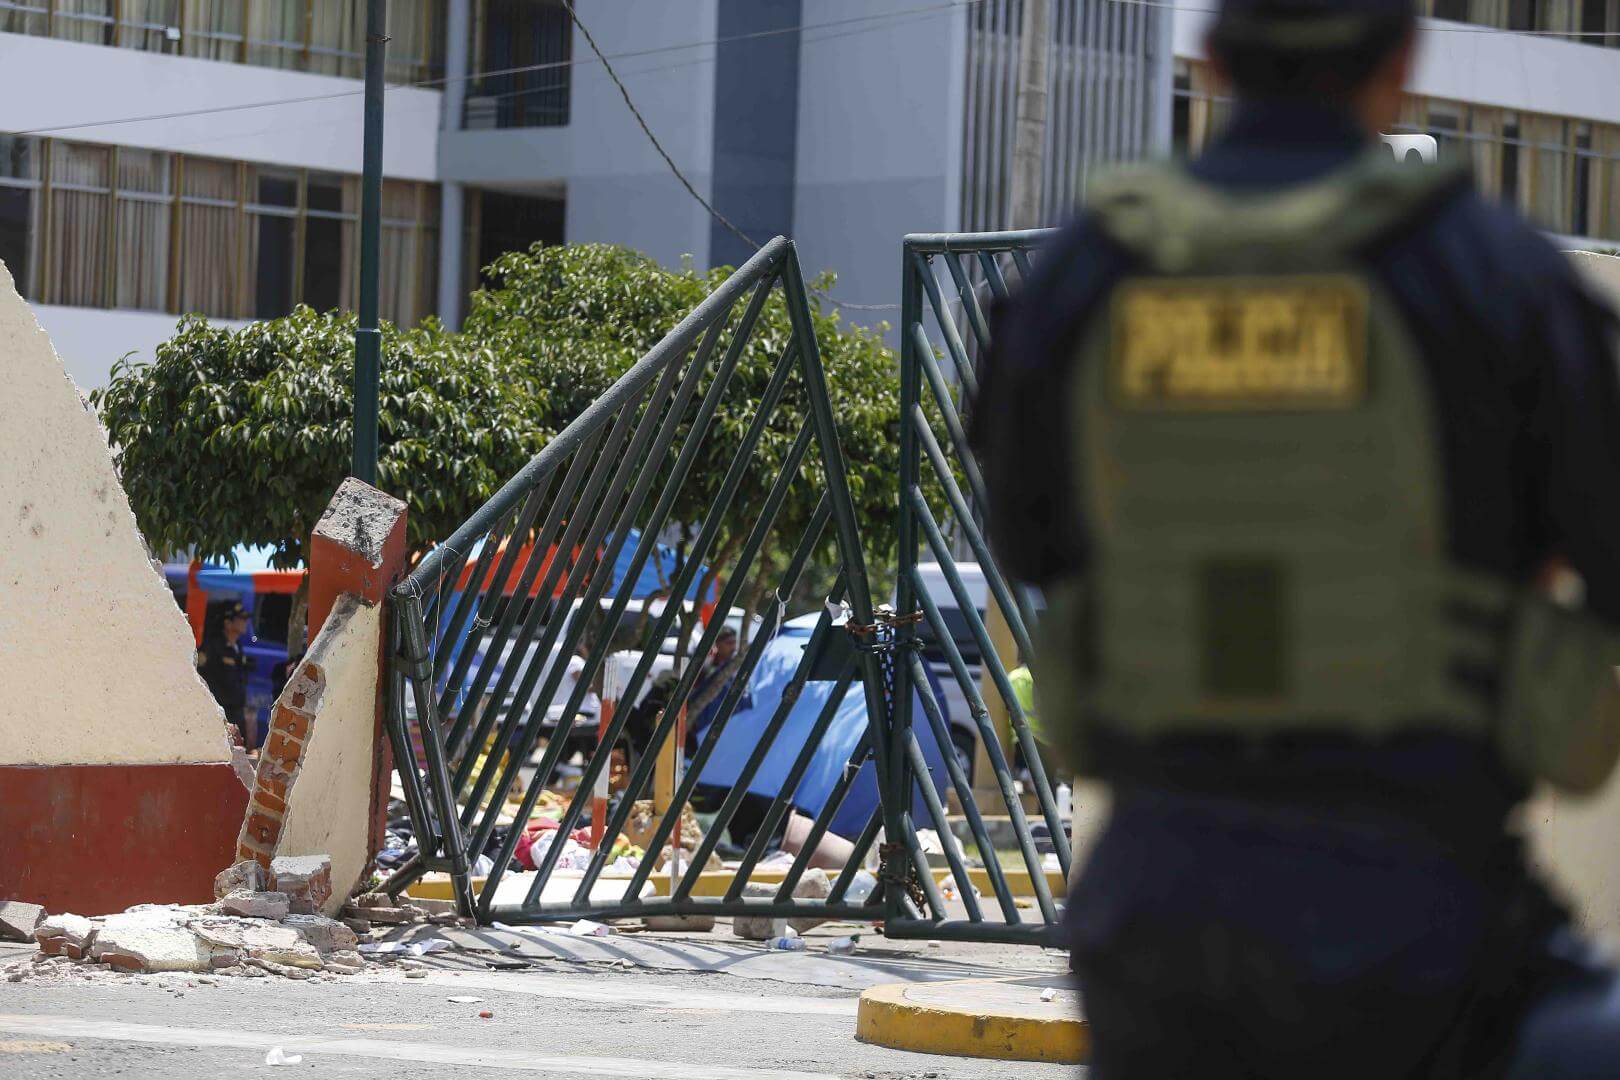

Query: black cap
(222, 601), (248, 620)
(1214, 0), (1413, 51)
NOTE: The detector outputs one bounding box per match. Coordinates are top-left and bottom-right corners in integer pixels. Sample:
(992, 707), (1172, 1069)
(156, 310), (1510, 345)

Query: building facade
(0, 0), (1610, 387)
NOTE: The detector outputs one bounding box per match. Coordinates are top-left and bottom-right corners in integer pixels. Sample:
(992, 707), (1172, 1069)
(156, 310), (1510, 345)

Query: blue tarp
(696, 614), (953, 840)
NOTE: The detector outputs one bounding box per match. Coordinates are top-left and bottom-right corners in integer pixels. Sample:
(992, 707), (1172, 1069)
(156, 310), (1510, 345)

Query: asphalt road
(0, 942), (1083, 1080)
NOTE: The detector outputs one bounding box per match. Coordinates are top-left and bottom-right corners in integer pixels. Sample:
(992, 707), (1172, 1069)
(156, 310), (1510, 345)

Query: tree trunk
(287, 574), (311, 656)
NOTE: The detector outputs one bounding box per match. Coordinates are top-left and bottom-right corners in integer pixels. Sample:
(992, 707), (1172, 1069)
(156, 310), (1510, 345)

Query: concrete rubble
(0, 900), (46, 942)
(3, 854), (433, 983)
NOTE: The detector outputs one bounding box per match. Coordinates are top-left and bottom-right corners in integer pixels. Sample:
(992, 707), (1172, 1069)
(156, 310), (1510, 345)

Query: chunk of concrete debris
(214, 860), (268, 899)
(345, 902), (428, 926)
(0, 901), (46, 943)
(342, 916), (371, 935)
(282, 914), (359, 955)
(92, 914), (214, 974)
(219, 890), (291, 920)
(188, 918), (323, 970)
(269, 855), (333, 915)
(34, 914), (96, 959)
(733, 869), (834, 939)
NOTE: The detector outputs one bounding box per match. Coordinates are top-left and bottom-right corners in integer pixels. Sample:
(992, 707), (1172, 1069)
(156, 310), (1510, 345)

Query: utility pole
(1009, 0), (1052, 229)
(353, 0), (388, 485)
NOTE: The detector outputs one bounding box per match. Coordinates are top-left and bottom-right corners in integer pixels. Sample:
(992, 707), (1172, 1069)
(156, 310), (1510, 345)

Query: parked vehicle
(906, 561), (989, 780)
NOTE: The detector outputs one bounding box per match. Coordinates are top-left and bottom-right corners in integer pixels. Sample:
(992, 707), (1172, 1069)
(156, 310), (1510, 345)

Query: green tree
(464, 243), (904, 649)
(91, 308), (552, 643)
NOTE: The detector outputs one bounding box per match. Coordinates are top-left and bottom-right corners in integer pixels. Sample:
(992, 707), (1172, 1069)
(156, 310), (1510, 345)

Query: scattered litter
(447, 995), (484, 1004)
(926, 940), (942, 948)
(844, 870), (878, 905)
(766, 936), (806, 952)
(826, 935), (860, 956)
(405, 970), (427, 979)
(264, 1047), (303, 1066)
(568, 920), (616, 938)
(478, 1010), (494, 1019)
(358, 938), (452, 957)
(1042, 853), (1062, 873)
(1040, 987), (1059, 1002)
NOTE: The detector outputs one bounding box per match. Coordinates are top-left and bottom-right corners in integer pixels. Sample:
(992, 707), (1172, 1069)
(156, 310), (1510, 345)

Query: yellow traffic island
(855, 975), (1087, 1063)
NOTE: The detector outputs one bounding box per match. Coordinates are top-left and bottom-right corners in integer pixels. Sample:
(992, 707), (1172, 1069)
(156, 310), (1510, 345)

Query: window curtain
(178, 158), (240, 318)
(1188, 63), (1226, 156)
(379, 181), (419, 325)
(46, 142), (111, 307)
(185, 0), (244, 61)
(387, 0), (431, 82)
(120, 0), (182, 52)
(308, 2), (363, 77)
(1526, 114), (1570, 232)
(1541, 0), (1577, 32)
(114, 148), (170, 311)
(52, 0), (113, 44)
(1469, 0), (1509, 25)
(247, 0), (304, 70)
(1468, 106), (1505, 200)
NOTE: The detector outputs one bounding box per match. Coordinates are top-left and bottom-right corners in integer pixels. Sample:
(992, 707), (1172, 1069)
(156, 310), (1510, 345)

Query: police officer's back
(974, 0), (1620, 1073)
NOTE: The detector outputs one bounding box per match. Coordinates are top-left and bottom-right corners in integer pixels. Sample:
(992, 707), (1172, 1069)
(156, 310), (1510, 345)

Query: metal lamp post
(353, 0), (387, 485)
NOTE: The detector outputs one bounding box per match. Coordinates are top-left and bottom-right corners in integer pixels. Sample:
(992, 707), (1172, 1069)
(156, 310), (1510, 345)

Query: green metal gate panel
(884, 229), (1066, 946)
(382, 238), (924, 929)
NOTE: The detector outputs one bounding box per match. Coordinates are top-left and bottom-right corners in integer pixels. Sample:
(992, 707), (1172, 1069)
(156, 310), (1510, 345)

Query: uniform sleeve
(969, 217), (1130, 585)
(1531, 265), (1620, 624)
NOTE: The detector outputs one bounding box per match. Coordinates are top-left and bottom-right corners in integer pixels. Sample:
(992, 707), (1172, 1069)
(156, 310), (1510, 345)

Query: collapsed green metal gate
(383, 230), (1066, 945)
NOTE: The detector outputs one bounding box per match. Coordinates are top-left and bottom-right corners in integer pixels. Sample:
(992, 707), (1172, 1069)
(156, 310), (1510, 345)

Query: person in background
(199, 600), (253, 747)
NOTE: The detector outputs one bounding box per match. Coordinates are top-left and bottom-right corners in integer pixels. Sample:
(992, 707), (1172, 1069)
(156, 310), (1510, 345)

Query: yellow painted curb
(855, 978), (1087, 1064)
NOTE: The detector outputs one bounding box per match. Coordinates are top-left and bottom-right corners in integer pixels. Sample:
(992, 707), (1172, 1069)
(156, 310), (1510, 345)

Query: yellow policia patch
(1111, 275), (1367, 410)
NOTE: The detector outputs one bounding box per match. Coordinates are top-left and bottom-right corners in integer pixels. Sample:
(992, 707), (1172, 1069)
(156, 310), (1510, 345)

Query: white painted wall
(1171, 5), (1620, 128)
(0, 33), (441, 180)
(31, 305), (246, 390)
(270, 596), (382, 917)
(0, 264), (230, 767)
(793, 0), (966, 320)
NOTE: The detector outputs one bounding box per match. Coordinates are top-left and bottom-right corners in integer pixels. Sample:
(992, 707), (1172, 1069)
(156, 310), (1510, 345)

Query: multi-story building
(0, 0), (1611, 388)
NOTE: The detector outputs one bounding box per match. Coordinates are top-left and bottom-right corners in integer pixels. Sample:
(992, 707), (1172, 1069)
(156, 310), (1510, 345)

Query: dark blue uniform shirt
(974, 100), (1620, 850)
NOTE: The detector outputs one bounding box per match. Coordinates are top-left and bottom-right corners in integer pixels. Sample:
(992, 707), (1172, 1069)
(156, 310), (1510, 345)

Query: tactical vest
(1035, 151), (1620, 794)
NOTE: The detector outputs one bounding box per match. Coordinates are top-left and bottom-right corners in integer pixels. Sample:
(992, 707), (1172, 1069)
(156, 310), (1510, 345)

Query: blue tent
(697, 613), (952, 840)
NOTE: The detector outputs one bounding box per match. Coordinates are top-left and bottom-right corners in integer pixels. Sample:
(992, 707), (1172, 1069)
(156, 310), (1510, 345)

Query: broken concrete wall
(0, 258), (228, 768)
(0, 260), (245, 914)
(237, 594), (382, 916)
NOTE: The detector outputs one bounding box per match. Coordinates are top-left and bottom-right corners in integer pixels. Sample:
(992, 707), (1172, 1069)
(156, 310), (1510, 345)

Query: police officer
(972, 0), (1620, 1073)
(199, 600), (253, 746)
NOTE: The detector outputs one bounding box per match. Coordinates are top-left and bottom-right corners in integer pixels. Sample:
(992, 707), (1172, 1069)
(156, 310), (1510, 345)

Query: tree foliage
(92, 309), (552, 569)
(94, 243), (907, 634)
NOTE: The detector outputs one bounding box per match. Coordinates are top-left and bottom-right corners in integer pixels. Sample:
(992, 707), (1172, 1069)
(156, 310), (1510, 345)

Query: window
(46, 141), (112, 307)
(1433, 0), (1470, 18)
(1171, 64), (1192, 157)
(1, 135), (439, 322)
(5, 1), (443, 82)
(302, 173), (354, 312)
(52, 0), (114, 44)
(0, 0), (48, 35)
(119, 0), (181, 52)
(184, 0), (245, 62)
(0, 138), (39, 298)
(1574, 126), (1594, 237)
(468, 0), (572, 129)
(115, 148), (172, 311)
(178, 158), (241, 317)
(1502, 116), (1522, 204)
(249, 167), (298, 318)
